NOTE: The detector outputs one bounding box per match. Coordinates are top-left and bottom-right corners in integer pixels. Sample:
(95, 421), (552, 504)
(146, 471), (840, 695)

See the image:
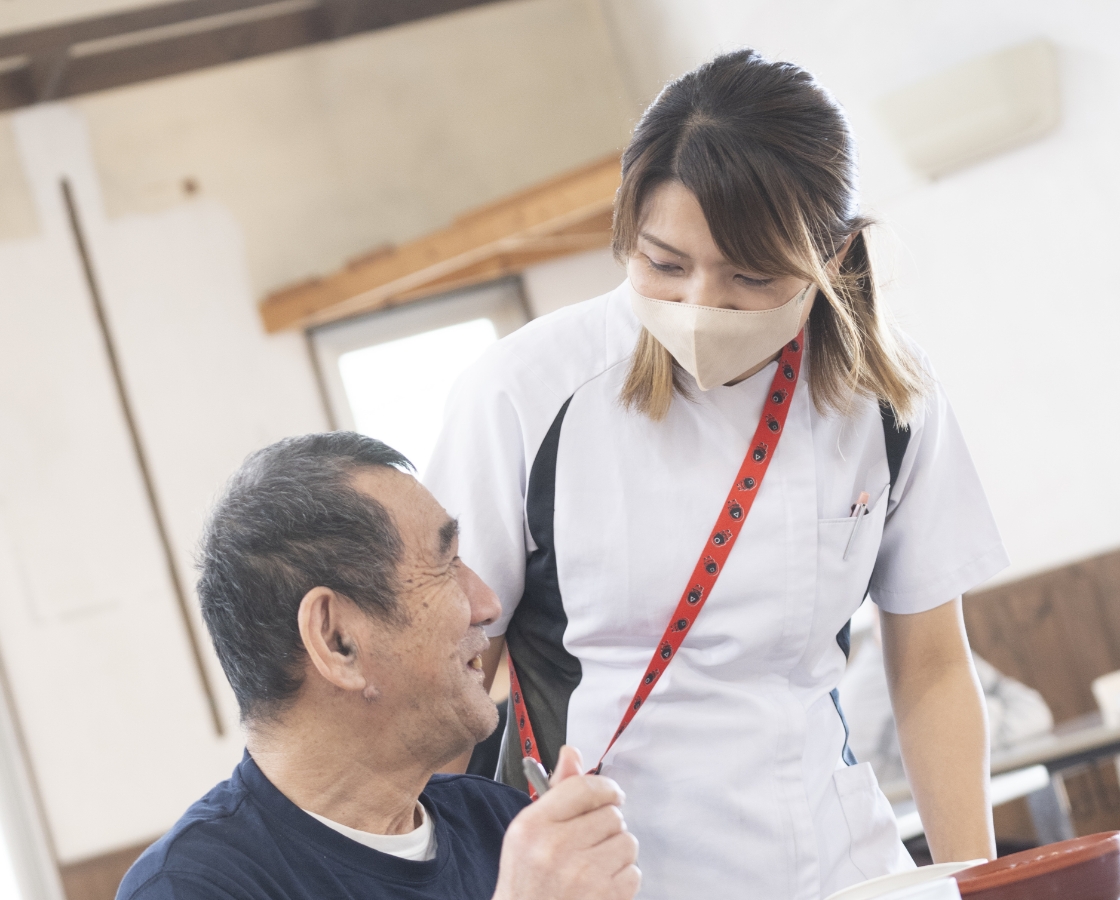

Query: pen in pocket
(843, 491), (870, 561)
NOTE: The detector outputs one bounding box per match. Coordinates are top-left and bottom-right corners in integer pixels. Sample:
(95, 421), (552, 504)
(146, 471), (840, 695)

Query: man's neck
(246, 702), (435, 836)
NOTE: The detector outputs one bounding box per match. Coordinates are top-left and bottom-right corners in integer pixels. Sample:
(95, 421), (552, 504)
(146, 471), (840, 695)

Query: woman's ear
(297, 587), (367, 692)
(829, 233), (858, 273)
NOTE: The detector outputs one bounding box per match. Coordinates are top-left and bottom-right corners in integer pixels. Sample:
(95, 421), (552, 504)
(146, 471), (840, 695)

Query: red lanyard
(510, 332), (804, 795)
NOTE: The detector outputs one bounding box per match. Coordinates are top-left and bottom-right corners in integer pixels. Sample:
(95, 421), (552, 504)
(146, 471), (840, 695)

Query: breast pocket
(817, 483), (890, 619)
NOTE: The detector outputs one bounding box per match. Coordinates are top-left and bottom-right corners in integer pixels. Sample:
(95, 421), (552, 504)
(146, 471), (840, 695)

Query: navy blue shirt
(117, 754), (530, 900)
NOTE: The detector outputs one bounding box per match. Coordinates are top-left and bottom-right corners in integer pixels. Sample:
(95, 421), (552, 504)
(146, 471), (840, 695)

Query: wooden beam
(0, 0), (504, 110)
(259, 156), (620, 332)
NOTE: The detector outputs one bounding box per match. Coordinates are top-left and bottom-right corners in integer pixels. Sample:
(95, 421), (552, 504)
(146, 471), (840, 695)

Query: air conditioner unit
(877, 38), (1060, 179)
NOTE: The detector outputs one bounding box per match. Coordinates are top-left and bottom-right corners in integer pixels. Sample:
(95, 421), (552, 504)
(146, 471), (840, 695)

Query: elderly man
(118, 433), (640, 900)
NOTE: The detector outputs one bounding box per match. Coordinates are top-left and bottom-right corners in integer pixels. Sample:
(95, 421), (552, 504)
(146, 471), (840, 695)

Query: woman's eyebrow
(639, 232), (691, 259)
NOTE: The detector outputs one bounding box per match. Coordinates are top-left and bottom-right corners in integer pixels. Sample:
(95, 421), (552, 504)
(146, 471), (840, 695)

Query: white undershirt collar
(303, 801), (437, 862)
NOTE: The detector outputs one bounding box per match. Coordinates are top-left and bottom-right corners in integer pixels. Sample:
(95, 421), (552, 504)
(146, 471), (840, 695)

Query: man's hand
(492, 746), (640, 900)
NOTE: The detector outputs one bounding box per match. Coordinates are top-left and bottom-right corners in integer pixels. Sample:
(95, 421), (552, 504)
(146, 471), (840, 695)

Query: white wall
(522, 247), (625, 317)
(599, 0), (1120, 584)
(0, 104), (328, 865)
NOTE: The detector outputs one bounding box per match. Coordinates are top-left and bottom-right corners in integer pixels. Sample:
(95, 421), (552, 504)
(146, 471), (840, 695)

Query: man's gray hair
(197, 432), (412, 722)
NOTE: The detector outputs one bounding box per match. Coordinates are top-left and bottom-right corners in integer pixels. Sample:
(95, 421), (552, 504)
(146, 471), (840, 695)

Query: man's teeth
(468, 656), (483, 670)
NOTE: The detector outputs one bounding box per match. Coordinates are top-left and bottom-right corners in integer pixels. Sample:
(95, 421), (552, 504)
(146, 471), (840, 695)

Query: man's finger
(546, 803), (626, 852)
(533, 773), (624, 822)
(610, 863), (642, 900)
(587, 829), (641, 878)
(550, 744), (584, 785)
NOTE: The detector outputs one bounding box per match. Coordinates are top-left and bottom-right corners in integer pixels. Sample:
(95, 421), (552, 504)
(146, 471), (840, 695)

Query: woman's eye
(735, 273), (773, 288)
(648, 258), (682, 273)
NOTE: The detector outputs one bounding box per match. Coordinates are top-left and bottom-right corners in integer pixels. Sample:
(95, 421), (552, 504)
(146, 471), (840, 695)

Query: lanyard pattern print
(510, 332), (805, 794)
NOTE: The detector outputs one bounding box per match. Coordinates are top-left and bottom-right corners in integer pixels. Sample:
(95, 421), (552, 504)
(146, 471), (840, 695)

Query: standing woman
(426, 50), (1007, 899)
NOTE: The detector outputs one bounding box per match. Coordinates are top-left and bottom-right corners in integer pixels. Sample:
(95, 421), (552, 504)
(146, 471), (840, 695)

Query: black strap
(500, 397), (581, 790)
(880, 401), (911, 500)
(836, 402), (912, 658)
(833, 402), (911, 765)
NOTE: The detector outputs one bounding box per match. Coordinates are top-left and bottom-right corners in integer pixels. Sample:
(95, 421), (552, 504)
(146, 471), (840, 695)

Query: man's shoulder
(423, 774), (528, 867)
(116, 773), (262, 900)
(116, 770), (530, 900)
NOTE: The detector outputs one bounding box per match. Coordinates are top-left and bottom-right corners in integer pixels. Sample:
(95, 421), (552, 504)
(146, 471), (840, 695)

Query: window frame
(309, 277), (530, 434)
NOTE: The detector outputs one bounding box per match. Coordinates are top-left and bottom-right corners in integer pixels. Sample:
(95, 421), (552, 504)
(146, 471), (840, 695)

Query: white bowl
(876, 878), (960, 900)
(824, 862), (986, 900)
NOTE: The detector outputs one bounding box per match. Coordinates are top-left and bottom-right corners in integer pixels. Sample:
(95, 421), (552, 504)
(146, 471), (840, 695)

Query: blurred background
(0, 1), (1119, 897)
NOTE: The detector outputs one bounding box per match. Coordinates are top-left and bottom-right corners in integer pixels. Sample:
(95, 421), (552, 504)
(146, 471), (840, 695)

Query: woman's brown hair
(614, 49), (927, 422)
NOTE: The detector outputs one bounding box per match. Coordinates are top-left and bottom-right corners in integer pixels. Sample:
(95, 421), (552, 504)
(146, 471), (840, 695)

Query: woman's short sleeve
(869, 378), (1009, 614)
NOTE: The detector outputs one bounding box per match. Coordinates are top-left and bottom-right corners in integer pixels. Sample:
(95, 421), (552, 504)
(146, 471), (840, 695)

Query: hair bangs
(677, 130), (812, 280)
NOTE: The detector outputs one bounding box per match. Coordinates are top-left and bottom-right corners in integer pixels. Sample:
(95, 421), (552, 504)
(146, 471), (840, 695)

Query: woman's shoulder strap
(879, 401), (911, 497)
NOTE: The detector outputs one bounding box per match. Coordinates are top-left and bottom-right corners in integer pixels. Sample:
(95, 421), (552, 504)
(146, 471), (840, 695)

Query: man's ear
(297, 587), (368, 693)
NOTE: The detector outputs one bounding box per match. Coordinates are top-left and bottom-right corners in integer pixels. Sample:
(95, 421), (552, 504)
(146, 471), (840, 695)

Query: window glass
(311, 279), (528, 480)
(337, 318), (498, 477)
(0, 825), (20, 900)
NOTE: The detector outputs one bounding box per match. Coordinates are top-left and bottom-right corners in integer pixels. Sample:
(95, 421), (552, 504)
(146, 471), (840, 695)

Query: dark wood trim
(62, 180), (226, 737)
(60, 840), (152, 900)
(0, 0), (504, 111)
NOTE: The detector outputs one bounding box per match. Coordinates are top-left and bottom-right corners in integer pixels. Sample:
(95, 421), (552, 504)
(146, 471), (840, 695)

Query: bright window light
(338, 317), (499, 478)
(0, 835), (19, 900)
(0, 807), (20, 900)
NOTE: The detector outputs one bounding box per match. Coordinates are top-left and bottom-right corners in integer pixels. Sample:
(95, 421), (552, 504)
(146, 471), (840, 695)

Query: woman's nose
(683, 271), (731, 309)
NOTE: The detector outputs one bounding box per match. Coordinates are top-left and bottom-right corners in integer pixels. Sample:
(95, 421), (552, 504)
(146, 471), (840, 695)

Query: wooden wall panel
(966, 546), (1120, 839)
(59, 842), (149, 900)
(965, 548), (1120, 722)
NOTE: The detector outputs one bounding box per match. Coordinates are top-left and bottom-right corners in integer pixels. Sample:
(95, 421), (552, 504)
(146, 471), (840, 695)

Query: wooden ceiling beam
(259, 154), (620, 332)
(0, 0), (504, 110)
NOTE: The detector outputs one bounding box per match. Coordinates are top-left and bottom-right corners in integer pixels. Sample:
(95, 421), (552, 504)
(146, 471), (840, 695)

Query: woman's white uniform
(425, 282), (1009, 900)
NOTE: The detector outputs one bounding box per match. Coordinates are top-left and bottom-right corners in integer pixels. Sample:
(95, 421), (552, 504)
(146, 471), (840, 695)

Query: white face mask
(629, 282), (811, 390)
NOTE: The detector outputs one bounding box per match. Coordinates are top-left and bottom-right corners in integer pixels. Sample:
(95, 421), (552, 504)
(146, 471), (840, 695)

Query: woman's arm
(880, 598), (995, 863)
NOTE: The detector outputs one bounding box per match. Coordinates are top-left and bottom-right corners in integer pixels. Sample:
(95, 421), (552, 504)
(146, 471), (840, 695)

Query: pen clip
(522, 756), (551, 798)
(843, 491), (870, 561)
